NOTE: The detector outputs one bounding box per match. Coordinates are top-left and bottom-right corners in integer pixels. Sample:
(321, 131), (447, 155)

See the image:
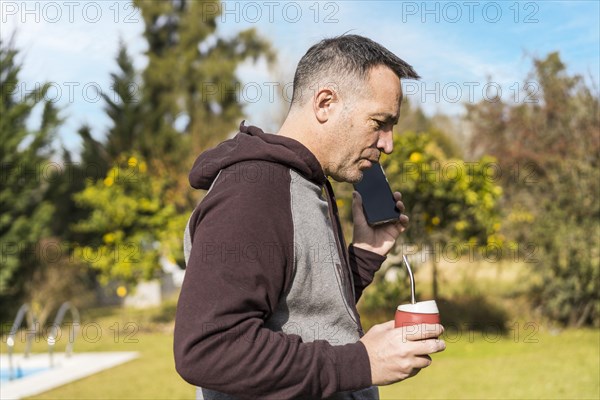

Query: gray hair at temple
(290, 34), (420, 107)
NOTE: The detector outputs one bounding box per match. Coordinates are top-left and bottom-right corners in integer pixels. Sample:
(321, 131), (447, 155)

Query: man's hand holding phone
(352, 164), (409, 257)
(351, 190), (408, 257)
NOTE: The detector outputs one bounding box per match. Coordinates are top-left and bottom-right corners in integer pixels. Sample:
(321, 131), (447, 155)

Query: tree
(343, 127), (502, 323)
(334, 102), (502, 299)
(44, 125), (108, 244)
(133, 0), (274, 183)
(65, 1), (274, 288)
(72, 154), (187, 286)
(82, 2), (274, 211)
(102, 42), (143, 164)
(466, 52), (599, 327)
(382, 131), (503, 298)
(0, 38), (61, 318)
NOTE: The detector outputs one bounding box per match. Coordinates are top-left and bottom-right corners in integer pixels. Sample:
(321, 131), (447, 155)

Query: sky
(1, 0), (599, 155)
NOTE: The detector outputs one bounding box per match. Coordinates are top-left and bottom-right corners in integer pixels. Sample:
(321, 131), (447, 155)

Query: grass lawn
(6, 313), (597, 399)
(380, 328), (600, 399)
(3, 264), (598, 400)
(27, 331), (194, 400)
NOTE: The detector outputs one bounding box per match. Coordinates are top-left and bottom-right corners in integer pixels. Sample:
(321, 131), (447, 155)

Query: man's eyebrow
(372, 113), (400, 124)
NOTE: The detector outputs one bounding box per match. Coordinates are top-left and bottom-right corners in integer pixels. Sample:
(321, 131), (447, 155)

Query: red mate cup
(394, 300), (440, 328)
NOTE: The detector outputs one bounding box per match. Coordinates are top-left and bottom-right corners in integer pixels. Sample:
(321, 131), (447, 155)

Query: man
(174, 34), (445, 400)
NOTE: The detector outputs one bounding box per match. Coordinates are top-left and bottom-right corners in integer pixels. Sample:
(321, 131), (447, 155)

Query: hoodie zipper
(323, 180), (365, 337)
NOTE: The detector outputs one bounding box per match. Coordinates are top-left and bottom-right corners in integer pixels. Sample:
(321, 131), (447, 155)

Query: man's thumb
(352, 191), (365, 220)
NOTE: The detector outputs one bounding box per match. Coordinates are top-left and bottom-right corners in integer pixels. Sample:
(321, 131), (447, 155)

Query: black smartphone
(353, 163), (400, 226)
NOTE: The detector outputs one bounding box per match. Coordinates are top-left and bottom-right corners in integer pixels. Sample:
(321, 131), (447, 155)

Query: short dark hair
(290, 34), (420, 106)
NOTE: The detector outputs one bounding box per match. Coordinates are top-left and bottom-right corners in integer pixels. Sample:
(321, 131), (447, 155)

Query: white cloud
(1, 1), (146, 154)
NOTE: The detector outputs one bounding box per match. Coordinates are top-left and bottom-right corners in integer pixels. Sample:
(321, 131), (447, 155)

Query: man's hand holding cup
(360, 257), (446, 386)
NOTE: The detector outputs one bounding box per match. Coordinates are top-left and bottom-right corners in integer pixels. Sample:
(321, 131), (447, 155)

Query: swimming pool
(1, 352), (138, 399)
(0, 366), (51, 382)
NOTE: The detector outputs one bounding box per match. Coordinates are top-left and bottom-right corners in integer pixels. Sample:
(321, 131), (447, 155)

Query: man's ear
(312, 86), (339, 123)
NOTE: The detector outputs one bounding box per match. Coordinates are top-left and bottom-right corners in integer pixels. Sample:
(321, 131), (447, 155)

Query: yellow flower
(139, 161), (147, 173)
(128, 156), (138, 168)
(487, 233), (505, 246)
(104, 176), (114, 187)
(465, 190), (478, 205)
(455, 221), (467, 231)
(103, 233), (116, 244)
(431, 216), (441, 226)
(116, 286), (127, 298)
(409, 152), (422, 163)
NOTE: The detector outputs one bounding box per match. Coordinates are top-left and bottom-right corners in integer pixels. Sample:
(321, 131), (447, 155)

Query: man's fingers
(352, 191), (367, 224)
(420, 338), (446, 355)
(352, 191), (362, 207)
(393, 192), (406, 211)
(378, 320), (396, 330)
(401, 337), (446, 358)
(402, 356), (431, 379)
(415, 355), (432, 368)
(399, 214), (409, 227)
(403, 324), (444, 340)
(393, 192), (408, 218)
(396, 201), (406, 213)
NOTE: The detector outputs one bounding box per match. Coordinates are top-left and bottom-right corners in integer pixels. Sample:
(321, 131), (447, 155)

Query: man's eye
(374, 120), (385, 129)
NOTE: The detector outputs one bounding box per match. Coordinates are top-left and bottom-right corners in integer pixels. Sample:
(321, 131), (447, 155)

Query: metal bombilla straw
(402, 255), (416, 305)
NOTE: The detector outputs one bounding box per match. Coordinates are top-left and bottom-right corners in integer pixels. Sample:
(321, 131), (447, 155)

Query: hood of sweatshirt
(189, 121), (327, 190)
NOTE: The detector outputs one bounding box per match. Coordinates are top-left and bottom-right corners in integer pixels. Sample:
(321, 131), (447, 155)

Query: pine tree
(102, 41), (143, 162)
(88, 1), (274, 208)
(0, 38), (61, 313)
(134, 0), (274, 169)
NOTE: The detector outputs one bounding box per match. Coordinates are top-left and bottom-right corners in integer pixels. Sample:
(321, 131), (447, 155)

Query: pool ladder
(6, 302), (80, 380)
(7, 304), (35, 380)
(48, 302), (80, 367)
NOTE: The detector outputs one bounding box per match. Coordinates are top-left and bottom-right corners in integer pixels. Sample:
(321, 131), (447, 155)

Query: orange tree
(382, 130), (503, 297)
(334, 128), (502, 317)
(72, 155), (187, 287)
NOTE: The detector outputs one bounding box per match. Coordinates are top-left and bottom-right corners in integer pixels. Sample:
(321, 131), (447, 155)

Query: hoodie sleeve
(174, 161), (372, 399)
(348, 244), (387, 303)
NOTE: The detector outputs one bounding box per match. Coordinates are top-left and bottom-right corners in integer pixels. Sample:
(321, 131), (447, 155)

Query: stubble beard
(328, 159), (364, 183)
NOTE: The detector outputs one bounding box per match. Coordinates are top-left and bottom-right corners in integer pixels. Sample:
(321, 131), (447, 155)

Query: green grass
(7, 318), (597, 399)
(2, 259), (597, 400)
(380, 328), (600, 399)
(28, 332), (194, 400)
(369, 258), (600, 399)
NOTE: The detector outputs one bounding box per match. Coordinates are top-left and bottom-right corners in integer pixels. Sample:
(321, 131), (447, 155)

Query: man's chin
(329, 169), (363, 184)
(346, 170), (364, 184)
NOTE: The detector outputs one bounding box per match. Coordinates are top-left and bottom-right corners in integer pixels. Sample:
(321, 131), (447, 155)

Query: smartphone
(353, 163), (400, 226)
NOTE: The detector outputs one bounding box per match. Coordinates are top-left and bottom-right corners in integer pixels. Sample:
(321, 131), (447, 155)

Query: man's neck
(277, 116), (328, 174)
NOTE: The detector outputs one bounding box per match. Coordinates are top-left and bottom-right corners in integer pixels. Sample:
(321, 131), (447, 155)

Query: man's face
(326, 65), (403, 183)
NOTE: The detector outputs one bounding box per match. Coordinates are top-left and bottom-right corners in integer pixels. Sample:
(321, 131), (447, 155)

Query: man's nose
(377, 129), (394, 154)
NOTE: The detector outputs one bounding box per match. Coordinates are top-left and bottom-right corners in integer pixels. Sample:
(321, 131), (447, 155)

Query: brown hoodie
(174, 122), (386, 399)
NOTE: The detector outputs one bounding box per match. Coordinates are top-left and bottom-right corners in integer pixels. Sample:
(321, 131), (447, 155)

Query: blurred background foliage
(1, 0), (598, 332)
(72, 154), (188, 287)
